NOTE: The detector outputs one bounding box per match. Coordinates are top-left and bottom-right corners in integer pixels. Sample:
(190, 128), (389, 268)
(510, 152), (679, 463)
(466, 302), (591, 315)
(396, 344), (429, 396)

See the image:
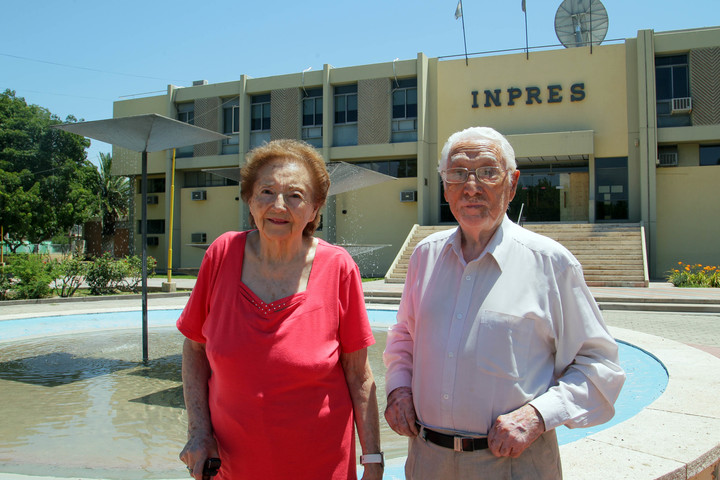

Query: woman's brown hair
(240, 139), (330, 237)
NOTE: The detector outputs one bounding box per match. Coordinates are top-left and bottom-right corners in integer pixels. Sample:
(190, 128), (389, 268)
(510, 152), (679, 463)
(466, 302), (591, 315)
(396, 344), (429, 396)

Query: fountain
(0, 309), (668, 479)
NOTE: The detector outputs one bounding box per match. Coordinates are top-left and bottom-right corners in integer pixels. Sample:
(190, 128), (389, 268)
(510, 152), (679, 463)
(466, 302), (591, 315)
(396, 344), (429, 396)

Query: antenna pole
(589, 1), (593, 53)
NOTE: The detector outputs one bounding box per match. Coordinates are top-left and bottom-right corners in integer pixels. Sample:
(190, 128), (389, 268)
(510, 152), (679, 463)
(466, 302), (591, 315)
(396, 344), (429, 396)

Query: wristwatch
(360, 452), (384, 468)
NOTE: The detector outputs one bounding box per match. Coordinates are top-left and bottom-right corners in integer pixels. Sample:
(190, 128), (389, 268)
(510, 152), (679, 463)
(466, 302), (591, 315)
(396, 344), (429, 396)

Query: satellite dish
(554, 0), (609, 48)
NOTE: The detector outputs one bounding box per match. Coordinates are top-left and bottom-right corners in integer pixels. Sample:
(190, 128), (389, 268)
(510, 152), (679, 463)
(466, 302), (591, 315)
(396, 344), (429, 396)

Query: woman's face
(248, 158), (319, 243)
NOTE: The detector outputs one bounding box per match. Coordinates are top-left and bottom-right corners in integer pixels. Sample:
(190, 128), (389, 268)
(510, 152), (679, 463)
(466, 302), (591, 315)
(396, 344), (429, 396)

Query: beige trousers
(405, 429), (563, 480)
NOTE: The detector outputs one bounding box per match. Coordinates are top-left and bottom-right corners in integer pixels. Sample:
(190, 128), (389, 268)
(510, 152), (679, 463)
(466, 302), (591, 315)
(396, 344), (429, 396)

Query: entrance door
(508, 167), (589, 223)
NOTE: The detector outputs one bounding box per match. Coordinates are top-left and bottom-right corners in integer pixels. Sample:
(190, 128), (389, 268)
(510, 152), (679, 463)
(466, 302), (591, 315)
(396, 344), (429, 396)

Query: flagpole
(455, 0), (469, 66)
(524, 1), (529, 59)
(460, 1), (468, 66)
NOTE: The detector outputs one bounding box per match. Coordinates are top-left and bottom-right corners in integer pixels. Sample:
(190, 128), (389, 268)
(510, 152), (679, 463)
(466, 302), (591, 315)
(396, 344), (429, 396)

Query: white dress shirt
(384, 215), (625, 435)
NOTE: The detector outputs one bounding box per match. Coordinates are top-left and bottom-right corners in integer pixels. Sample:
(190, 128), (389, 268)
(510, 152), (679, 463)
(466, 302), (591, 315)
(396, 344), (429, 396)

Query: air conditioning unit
(191, 233), (207, 244)
(146, 236), (159, 246)
(191, 190), (207, 201)
(658, 152), (678, 167)
(147, 195), (159, 205)
(400, 190), (417, 202)
(671, 97), (692, 114)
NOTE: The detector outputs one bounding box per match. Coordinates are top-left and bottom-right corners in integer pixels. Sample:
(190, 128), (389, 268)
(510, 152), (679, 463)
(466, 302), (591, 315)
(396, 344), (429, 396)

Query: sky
(3, 0), (717, 166)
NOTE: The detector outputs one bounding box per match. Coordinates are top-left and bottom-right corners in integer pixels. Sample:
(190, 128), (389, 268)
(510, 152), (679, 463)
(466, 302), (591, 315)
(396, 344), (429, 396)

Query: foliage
(117, 254), (156, 292)
(6, 253), (55, 299)
(52, 254), (88, 297)
(0, 89), (100, 250)
(86, 252), (126, 295)
(85, 253), (156, 295)
(0, 264), (11, 300)
(666, 262), (720, 288)
(97, 152), (132, 238)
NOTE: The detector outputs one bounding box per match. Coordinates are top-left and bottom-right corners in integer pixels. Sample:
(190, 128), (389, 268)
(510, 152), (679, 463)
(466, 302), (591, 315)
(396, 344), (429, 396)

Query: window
(176, 103), (195, 157)
(184, 171), (238, 188)
(334, 85), (357, 124)
(354, 158), (417, 178)
(137, 178), (165, 194)
(302, 88), (323, 148)
(595, 157), (628, 221)
(334, 84), (358, 146)
(392, 78), (417, 142)
(700, 145), (720, 166)
(222, 97), (240, 155)
(137, 219), (165, 234)
(251, 94), (271, 131)
(656, 54), (691, 127)
(250, 94), (271, 149)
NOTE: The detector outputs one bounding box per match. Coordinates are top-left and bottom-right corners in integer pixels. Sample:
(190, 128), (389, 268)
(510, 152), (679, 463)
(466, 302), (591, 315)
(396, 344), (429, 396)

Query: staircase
(384, 223), (649, 288)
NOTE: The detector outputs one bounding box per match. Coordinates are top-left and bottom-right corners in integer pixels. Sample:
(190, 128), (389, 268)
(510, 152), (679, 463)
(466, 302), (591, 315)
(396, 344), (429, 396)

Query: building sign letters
(471, 83), (586, 108)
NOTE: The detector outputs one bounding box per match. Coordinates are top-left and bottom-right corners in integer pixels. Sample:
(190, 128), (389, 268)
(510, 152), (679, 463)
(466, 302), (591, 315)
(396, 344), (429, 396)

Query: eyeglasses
(441, 166), (509, 185)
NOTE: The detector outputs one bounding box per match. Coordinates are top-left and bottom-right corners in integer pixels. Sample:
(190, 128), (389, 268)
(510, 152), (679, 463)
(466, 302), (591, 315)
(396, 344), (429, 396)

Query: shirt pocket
(475, 310), (534, 381)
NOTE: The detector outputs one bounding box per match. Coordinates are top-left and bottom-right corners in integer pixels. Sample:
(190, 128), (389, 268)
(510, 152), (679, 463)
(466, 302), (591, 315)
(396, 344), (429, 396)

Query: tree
(97, 152), (132, 252)
(0, 89), (100, 250)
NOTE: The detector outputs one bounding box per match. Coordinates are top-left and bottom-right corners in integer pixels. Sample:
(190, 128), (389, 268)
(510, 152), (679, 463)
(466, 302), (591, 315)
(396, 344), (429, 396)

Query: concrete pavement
(1, 279), (719, 479)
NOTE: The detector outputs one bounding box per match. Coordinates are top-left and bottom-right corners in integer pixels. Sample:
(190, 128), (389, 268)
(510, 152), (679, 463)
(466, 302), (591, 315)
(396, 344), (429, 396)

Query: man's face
(442, 140), (520, 236)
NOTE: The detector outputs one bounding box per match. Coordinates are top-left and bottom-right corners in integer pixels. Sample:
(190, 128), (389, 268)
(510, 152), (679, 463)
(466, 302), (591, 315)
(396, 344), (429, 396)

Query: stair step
(386, 223), (647, 287)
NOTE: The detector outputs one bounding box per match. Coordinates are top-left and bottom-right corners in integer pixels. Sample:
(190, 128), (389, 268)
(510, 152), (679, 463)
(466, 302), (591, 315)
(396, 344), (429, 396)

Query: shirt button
(443, 394), (449, 400)
(456, 313), (463, 319)
(448, 352), (454, 358)
(465, 276), (472, 281)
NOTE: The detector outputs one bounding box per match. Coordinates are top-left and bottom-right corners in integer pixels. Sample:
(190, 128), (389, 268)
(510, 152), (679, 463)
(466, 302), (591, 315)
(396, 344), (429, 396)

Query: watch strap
(360, 452), (384, 467)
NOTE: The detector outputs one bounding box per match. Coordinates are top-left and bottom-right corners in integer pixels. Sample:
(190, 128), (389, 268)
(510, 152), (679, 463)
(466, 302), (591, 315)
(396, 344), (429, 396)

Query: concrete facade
(112, 26), (720, 279)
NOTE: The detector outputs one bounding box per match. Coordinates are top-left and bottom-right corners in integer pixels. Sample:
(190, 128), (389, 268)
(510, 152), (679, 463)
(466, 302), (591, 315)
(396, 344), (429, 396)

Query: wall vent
(147, 195), (159, 205)
(191, 233), (207, 244)
(146, 236), (159, 246)
(671, 97), (692, 114)
(400, 190), (417, 202)
(658, 152), (678, 167)
(191, 190), (207, 201)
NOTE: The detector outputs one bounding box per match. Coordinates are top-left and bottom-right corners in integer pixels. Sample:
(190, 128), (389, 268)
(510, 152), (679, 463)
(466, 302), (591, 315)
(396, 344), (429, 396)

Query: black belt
(421, 427), (489, 452)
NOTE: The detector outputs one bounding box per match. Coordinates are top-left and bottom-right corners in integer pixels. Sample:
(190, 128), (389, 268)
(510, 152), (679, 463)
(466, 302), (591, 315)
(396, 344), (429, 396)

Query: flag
(522, 0), (526, 12)
(455, 0), (463, 19)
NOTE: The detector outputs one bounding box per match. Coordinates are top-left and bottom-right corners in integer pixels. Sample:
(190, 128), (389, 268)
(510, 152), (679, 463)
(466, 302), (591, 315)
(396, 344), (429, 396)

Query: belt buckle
(454, 436), (472, 452)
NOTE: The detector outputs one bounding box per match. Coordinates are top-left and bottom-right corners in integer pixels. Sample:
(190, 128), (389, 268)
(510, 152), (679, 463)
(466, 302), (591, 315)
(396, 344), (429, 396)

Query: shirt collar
(446, 215), (514, 271)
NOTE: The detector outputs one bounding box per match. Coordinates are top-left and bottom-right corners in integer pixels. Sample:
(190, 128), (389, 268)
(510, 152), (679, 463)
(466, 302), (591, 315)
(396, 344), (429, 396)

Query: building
(112, 26), (720, 280)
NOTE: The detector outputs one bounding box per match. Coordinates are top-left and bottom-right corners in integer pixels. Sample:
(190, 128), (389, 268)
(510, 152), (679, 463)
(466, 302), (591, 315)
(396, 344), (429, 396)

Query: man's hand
(384, 387), (419, 437)
(488, 404), (545, 458)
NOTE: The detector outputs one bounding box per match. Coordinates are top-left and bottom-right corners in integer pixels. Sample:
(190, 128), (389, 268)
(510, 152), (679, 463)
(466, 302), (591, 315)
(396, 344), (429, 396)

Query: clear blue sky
(3, 0), (717, 165)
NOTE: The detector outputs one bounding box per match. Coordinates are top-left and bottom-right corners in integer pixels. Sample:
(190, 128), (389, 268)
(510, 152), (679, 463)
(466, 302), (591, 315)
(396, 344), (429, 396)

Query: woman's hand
(360, 462), (384, 480)
(179, 432), (219, 479)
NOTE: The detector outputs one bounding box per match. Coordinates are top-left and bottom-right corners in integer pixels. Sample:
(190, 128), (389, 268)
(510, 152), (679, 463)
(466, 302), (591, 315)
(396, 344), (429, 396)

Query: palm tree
(98, 152), (132, 254)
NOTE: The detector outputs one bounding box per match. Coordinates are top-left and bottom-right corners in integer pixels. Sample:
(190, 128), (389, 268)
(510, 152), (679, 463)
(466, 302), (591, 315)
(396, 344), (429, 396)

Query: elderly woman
(177, 139), (383, 480)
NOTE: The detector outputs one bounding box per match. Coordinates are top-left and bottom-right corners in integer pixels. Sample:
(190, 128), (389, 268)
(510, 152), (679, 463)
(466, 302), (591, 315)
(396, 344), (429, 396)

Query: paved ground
(2, 278), (719, 357)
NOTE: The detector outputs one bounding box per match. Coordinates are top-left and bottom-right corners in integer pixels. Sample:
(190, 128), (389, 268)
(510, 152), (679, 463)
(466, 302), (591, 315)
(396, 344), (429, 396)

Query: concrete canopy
(53, 113), (228, 152)
(203, 161), (396, 196)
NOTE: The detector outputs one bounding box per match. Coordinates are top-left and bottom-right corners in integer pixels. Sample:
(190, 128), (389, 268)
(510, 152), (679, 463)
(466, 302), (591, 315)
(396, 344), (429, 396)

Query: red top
(177, 231), (374, 480)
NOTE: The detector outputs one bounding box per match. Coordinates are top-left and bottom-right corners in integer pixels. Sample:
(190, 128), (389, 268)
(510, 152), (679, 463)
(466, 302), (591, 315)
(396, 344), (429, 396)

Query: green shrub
(85, 253), (156, 295)
(52, 255), (88, 297)
(86, 252), (125, 295)
(117, 255), (156, 292)
(7, 254), (55, 299)
(667, 262), (720, 288)
(0, 264), (11, 300)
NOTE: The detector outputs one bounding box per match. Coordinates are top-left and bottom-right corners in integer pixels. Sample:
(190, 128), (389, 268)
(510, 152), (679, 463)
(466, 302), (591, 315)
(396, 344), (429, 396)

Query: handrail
(517, 203), (525, 226)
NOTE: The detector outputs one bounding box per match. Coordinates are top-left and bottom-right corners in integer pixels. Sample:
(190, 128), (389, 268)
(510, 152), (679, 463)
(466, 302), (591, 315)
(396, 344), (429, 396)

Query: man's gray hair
(438, 126), (517, 173)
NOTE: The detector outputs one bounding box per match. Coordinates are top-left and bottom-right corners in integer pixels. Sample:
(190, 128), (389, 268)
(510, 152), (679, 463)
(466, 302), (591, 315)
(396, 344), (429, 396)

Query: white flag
(455, 0), (463, 19)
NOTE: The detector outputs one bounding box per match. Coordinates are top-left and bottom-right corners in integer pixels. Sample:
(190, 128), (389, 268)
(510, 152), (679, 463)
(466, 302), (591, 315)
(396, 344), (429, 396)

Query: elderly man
(383, 126), (625, 479)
